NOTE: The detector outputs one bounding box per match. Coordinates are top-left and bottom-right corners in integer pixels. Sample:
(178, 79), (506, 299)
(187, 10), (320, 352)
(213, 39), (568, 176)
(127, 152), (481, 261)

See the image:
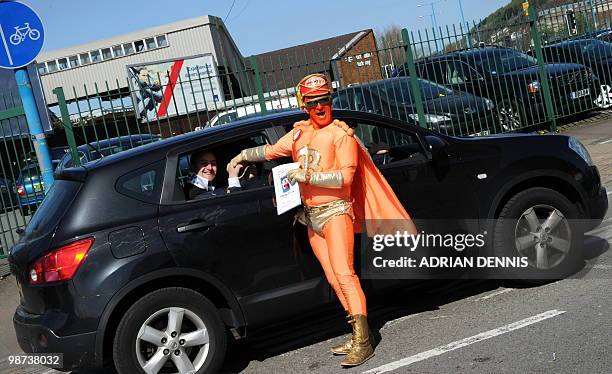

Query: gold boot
(341, 315), (375, 367)
(330, 315), (353, 355)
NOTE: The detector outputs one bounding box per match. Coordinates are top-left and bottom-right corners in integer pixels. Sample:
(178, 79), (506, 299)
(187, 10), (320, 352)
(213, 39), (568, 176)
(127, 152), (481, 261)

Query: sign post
(0, 1), (54, 192)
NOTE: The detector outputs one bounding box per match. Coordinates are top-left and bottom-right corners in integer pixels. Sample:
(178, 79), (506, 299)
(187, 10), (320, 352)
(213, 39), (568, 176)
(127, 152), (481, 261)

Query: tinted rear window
(24, 180), (81, 238)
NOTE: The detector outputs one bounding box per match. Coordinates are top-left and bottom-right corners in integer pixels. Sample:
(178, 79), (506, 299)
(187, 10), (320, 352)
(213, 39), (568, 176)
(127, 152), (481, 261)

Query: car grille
(552, 70), (591, 88)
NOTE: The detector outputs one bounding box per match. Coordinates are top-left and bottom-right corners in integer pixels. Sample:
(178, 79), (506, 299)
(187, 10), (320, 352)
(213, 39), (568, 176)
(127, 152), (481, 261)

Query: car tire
(497, 100), (524, 132)
(113, 287), (227, 374)
(492, 187), (583, 285)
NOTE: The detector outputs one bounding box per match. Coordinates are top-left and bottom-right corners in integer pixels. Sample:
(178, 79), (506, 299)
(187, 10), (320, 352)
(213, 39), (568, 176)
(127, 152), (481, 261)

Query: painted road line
(363, 309), (566, 374)
(480, 288), (513, 300)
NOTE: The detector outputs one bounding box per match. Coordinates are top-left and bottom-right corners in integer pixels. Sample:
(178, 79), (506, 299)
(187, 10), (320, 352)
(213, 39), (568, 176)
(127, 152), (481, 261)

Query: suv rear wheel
(113, 287), (226, 374)
(493, 187), (583, 284)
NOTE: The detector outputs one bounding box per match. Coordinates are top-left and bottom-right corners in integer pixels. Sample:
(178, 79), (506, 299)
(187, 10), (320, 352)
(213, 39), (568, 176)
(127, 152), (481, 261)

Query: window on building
(101, 48), (113, 60)
(146, 38), (156, 49)
(123, 42), (135, 55)
(69, 55), (80, 68)
(90, 50), (101, 62)
(80, 53), (91, 65)
(58, 58), (68, 70)
(156, 35), (168, 47)
(47, 60), (58, 72)
(37, 63), (47, 75)
(134, 40), (145, 52)
(113, 45), (124, 57)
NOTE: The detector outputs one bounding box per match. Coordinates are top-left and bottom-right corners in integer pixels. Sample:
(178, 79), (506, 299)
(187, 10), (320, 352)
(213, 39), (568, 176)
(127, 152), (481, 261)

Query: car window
(444, 60), (481, 84)
(420, 61), (447, 84)
(116, 161), (164, 204)
(352, 122), (423, 167)
(332, 91), (350, 109)
(471, 49), (537, 75)
(216, 112), (239, 125)
(62, 151), (87, 168)
(177, 131), (274, 202)
(25, 180), (81, 238)
(570, 40), (612, 61)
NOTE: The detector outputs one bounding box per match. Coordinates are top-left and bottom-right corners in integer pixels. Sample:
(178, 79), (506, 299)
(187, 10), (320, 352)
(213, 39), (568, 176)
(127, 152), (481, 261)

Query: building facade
(37, 16), (252, 106)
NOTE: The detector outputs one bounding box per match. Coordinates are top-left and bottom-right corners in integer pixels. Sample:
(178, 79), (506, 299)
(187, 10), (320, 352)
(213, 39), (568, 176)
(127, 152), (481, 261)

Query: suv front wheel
(113, 287), (227, 374)
(492, 187), (583, 284)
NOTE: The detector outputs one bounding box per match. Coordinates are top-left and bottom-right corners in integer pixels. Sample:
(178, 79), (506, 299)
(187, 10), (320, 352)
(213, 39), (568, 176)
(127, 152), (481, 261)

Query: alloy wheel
(514, 204), (572, 270)
(498, 104), (521, 131)
(594, 84), (612, 109)
(136, 307), (210, 374)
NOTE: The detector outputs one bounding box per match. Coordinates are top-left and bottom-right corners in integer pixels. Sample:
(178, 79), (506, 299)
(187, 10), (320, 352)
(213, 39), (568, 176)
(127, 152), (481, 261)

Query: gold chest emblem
(297, 146), (322, 173)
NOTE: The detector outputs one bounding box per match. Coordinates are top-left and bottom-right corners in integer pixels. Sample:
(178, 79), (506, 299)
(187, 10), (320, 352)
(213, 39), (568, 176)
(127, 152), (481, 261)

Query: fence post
(528, 3), (557, 132)
(249, 55), (267, 115)
(401, 29), (427, 128)
(52, 87), (81, 166)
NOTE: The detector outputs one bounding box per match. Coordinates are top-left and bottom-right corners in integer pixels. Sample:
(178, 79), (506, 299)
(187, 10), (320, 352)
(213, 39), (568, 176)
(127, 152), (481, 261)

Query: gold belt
(303, 199), (353, 236)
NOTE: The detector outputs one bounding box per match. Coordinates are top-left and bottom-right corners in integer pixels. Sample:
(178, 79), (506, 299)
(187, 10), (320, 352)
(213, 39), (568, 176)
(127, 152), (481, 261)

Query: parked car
(205, 107), (296, 128)
(56, 134), (161, 172)
(576, 28), (612, 43)
(0, 175), (17, 213)
(539, 38), (612, 108)
(332, 77), (497, 136)
(15, 160), (59, 216)
(205, 96), (298, 128)
(394, 46), (600, 129)
(9, 110), (608, 373)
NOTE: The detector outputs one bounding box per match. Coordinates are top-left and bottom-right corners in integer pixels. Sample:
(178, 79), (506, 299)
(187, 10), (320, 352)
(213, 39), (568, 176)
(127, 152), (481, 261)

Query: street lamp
(419, 13), (438, 48)
(417, 1), (442, 51)
(457, 0), (471, 48)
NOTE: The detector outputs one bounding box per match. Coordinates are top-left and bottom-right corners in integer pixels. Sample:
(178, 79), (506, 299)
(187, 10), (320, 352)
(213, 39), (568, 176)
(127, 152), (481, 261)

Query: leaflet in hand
(272, 162), (302, 215)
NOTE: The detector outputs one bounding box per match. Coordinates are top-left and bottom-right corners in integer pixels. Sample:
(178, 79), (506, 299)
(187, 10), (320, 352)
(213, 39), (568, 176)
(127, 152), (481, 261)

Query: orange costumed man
(229, 74), (416, 367)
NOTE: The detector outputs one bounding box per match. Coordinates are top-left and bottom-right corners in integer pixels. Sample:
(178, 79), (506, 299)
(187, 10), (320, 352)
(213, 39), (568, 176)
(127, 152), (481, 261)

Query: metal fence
(3, 0), (612, 257)
(0, 92), (42, 258)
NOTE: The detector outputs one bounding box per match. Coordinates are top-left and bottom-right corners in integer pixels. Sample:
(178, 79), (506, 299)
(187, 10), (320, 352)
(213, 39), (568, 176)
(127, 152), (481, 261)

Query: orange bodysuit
(264, 119), (367, 316)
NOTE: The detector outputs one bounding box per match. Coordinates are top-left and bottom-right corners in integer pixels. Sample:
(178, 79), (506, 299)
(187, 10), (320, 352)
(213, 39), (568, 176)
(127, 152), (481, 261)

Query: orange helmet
(296, 74), (331, 107)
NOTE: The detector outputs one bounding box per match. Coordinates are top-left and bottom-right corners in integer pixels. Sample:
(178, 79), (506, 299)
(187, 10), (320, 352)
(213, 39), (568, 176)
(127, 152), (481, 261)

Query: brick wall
(335, 31), (383, 87)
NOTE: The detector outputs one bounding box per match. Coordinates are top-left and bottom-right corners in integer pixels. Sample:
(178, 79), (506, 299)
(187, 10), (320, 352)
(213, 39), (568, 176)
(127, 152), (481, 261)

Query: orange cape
(351, 138), (418, 236)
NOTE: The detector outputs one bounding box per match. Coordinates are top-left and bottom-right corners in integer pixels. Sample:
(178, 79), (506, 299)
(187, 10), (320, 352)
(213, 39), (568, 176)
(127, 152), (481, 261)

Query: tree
(375, 25), (406, 77)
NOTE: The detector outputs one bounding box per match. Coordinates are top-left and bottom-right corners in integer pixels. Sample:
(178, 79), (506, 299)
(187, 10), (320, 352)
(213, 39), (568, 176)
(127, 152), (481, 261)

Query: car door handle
(176, 220), (214, 233)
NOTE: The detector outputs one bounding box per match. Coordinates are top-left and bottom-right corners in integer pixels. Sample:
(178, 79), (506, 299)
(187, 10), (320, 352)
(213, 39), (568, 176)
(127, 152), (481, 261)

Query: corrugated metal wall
(39, 17), (247, 104)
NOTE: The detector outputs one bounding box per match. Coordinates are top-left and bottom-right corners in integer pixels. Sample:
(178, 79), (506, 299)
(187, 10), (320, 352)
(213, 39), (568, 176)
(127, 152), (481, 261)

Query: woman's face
(194, 152), (217, 182)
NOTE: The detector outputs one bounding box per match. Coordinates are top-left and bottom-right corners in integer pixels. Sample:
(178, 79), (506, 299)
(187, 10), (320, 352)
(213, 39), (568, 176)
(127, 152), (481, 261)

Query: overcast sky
(20, 0), (509, 55)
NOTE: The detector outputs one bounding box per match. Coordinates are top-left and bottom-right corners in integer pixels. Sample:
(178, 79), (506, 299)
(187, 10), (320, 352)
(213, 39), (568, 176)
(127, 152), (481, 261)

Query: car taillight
(29, 238), (94, 285)
(527, 81), (541, 94)
(16, 185), (25, 196)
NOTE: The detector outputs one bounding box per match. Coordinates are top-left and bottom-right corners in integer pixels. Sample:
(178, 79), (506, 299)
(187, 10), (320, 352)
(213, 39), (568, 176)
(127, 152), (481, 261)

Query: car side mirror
(424, 135), (448, 161)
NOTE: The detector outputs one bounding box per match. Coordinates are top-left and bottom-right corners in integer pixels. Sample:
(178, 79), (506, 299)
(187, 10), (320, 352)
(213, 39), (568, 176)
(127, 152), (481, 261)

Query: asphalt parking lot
(0, 116), (611, 374)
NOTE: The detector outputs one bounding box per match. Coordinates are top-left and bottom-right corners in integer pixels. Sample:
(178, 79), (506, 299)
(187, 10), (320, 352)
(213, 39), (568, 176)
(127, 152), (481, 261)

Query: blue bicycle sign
(9, 22), (41, 45)
(0, 2), (45, 69)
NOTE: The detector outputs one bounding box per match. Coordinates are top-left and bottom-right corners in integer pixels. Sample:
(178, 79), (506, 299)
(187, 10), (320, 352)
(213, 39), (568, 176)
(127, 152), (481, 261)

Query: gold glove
(229, 145), (267, 168)
(287, 168), (308, 184)
(309, 171), (344, 188)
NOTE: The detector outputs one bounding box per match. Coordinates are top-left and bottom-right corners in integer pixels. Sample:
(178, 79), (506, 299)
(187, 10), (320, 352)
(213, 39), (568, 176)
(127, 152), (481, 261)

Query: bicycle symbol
(9, 22), (40, 45)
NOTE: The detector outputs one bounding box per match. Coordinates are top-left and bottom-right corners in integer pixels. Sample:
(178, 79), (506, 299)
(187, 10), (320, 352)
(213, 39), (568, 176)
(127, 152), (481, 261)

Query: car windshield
(373, 78), (453, 103)
(567, 40), (612, 61)
(471, 49), (537, 74)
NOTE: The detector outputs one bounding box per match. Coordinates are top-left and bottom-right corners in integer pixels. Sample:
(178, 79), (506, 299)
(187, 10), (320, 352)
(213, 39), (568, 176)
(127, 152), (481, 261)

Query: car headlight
(408, 113), (451, 124)
(568, 137), (593, 165)
(484, 98), (495, 110)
